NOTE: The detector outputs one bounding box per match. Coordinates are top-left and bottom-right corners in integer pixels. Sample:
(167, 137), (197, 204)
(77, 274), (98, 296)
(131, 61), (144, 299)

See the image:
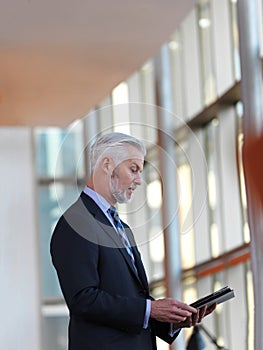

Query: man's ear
(101, 157), (114, 174)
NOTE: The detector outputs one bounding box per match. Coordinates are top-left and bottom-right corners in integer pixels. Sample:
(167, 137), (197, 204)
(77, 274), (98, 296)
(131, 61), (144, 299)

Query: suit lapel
(113, 222), (149, 289)
(132, 247), (149, 290)
(79, 192), (147, 287)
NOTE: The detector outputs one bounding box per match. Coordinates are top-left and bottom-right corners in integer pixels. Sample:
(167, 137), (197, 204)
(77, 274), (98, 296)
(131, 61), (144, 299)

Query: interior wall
(0, 127), (42, 350)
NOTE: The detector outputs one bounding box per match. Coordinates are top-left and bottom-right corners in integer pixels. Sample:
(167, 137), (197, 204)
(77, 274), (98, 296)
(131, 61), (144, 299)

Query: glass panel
(145, 160), (165, 281)
(224, 264), (248, 350)
(169, 29), (185, 126)
(38, 183), (82, 298)
(150, 282), (169, 350)
(181, 7), (203, 118)
(147, 177), (165, 280)
(186, 129), (211, 264)
(218, 107), (243, 250)
(198, 0), (217, 105)
(42, 315), (68, 350)
(183, 276), (198, 343)
(178, 163), (195, 269)
(97, 96), (114, 133)
(229, 0), (241, 81)
(236, 102), (250, 243)
(35, 124), (85, 178)
(149, 228), (165, 280)
(140, 60), (157, 144)
(112, 82), (130, 134)
(183, 265), (249, 350)
(205, 119), (223, 257)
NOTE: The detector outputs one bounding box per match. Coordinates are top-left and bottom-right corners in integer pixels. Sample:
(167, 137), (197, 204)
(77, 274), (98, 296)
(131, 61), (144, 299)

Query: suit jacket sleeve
(153, 320), (181, 344)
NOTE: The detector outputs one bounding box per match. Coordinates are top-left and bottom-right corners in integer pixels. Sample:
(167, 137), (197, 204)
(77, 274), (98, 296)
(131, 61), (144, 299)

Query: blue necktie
(108, 206), (138, 275)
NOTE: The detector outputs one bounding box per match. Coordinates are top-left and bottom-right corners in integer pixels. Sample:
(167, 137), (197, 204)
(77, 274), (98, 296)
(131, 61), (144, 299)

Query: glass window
(176, 147), (196, 269)
(205, 119), (223, 257)
(181, 7), (203, 118)
(145, 160), (165, 281)
(38, 183), (83, 298)
(35, 125), (85, 179)
(42, 314), (69, 350)
(112, 82), (130, 134)
(229, 0), (241, 81)
(35, 125), (85, 350)
(183, 263), (250, 350)
(97, 96), (114, 134)
(140, 60), (158, 144)
(217, 107), (243, 250)
(236, 102), (250, 243)
(169, 29), (186, 126)
(198, 0), (217, 106)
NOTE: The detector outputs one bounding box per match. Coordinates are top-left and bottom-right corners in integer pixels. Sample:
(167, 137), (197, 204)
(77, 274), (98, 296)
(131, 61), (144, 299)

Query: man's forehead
(117, 156), (144, 170)
(122, 156), (144, 165)
(128, 158), (144, 164)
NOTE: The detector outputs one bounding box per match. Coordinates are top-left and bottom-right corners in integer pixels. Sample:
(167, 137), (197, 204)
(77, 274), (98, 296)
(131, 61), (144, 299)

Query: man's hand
(150, 298), (197, 323)
(173, 303), (217, 329)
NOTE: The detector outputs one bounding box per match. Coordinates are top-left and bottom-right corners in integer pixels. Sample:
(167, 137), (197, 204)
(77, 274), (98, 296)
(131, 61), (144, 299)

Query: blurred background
(1, 0), (262, 349)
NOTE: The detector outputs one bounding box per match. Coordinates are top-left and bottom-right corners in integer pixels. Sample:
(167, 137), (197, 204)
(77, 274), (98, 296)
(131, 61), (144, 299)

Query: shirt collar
(83, 186), (111, 214)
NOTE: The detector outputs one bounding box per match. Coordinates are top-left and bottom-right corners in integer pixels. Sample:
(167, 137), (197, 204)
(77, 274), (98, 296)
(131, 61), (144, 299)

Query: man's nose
(134, 173), (142, 185)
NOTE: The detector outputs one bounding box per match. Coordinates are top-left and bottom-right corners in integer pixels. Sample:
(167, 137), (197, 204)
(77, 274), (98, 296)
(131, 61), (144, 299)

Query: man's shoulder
(52, 193), (113, 245)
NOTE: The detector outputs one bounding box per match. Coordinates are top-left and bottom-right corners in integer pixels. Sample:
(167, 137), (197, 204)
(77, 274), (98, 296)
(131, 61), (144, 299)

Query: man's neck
(86, 181), (116, 206)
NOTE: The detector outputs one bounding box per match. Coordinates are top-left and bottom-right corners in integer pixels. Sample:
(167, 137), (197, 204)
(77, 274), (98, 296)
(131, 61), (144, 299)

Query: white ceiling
(0, 0), (197, 126)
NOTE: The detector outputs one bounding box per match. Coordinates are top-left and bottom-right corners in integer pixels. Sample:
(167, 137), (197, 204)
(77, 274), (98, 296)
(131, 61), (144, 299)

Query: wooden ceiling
(0, 0), (197, 127)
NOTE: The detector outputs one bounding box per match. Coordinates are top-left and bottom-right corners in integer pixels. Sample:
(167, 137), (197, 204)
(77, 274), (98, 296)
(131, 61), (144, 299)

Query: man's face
(110, 146), (144, 204)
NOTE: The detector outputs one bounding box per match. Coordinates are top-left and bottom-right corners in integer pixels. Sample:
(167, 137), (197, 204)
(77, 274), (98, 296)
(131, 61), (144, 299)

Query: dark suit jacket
(50, 192), (179, 350)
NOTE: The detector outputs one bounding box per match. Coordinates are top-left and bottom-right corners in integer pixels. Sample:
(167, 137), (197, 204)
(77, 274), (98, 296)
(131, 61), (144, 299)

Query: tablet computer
(190, 286), (235, 309)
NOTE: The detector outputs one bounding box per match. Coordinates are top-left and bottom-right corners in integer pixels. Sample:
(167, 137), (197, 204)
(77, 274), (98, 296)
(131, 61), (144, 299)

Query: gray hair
(89, 132), (146, 172)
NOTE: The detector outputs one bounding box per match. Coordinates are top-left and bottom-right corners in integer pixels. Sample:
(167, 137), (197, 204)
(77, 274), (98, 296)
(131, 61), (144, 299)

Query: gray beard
(112, 188), (132, 204)
(110, 177), (133, 204)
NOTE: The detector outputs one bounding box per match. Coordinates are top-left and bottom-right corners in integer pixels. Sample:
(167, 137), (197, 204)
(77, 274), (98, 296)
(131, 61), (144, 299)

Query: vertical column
(155, 43), (184, 350)
(237, 1), (263, 349)
(0, 127), (42, 350)
(237, 0), (263, 134)
(83, 109), (99, 178)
